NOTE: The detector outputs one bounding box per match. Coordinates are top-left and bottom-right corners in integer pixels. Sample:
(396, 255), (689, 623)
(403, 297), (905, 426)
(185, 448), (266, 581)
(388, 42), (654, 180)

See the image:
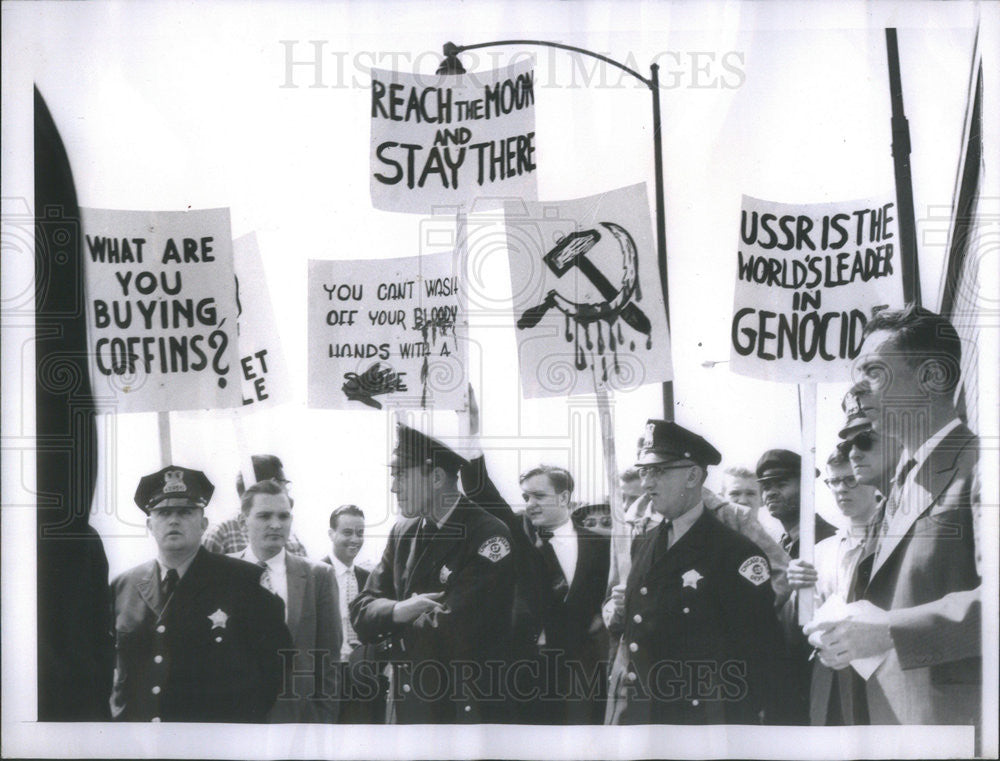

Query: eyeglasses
(824, 475), (858, 489)
(637, 463), (693, 479)
(837, 430), (878, 455)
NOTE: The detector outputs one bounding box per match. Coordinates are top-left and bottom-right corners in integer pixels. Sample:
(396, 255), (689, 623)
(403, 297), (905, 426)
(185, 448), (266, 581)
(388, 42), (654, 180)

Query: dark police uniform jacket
(611, 508), (784, 725)
(349, 498), (516, 724)
(110, 547), (291, 722)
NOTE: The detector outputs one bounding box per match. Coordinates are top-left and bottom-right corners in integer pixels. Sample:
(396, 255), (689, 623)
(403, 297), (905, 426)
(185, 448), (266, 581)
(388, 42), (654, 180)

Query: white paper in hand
(809, 594), (888, 680)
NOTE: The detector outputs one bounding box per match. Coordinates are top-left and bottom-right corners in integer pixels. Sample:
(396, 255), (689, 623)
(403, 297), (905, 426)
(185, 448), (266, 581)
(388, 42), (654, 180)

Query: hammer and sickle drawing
(516, 223), (651, 335)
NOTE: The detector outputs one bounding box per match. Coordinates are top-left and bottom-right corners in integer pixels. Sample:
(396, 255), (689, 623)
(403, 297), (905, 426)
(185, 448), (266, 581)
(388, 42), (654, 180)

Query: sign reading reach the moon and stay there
(370, 59), (537, 213)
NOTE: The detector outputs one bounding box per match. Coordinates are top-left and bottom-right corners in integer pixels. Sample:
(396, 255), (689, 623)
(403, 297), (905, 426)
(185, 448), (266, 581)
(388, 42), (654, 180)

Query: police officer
(608, 421), (785, 725)
(349, 424), (516, 724)
(110, 466), (291, 722)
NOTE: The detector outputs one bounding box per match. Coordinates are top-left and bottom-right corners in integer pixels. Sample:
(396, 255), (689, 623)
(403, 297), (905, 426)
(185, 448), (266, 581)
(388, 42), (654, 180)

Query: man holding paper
(806, 306), (981, 729)
(785, 450), (881, 724)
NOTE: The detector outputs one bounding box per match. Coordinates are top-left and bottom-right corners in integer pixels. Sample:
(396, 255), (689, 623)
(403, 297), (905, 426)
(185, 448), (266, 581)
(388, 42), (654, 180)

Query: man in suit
(110, 466), (290, 723)
(608, 421), (785, 725)
(321, 504), (387, 724)
(230, 479), (341, 723)
(203, 454), (308, 557)
(350, 424), (516, 724)
(807, 305), (981, 730)
(517, 465), (611, 725)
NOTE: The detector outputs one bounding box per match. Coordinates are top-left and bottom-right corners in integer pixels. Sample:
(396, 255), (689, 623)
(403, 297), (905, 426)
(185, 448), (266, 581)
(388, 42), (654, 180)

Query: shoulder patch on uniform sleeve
(738, 556), (770, 586)
(477, 536), (511, 563)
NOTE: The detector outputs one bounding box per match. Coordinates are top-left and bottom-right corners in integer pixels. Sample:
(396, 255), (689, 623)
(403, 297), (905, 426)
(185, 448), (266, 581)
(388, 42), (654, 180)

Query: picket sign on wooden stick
(797, 382), (818, 625)
(596, 387), (630, 584)
(157, 412), (173, 468)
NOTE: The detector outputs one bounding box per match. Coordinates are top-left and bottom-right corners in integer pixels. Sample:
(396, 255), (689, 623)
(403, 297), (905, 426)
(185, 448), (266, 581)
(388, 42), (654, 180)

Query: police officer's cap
(838, 383), (877, 440)
(135, 465), (214, 514)
(236, 454), (289, 496)
(635, 420), (721, 469)
(392, 424), (467, 476)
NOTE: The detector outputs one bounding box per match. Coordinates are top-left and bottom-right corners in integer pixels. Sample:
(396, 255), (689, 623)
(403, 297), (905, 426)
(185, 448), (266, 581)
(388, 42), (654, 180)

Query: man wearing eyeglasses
(785, 450), (881, 724)
(608, 420), (785, 725)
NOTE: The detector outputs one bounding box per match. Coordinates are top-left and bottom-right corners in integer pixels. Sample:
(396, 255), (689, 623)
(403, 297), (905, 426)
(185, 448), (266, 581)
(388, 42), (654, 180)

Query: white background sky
(3, 2), (997, 757)
(1, 1), (982, 570)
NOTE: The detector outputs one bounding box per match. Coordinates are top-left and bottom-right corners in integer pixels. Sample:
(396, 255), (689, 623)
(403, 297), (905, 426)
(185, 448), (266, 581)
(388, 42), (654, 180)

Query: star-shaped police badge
(681, 569), (703, 589)
(208, 608), (229, 629)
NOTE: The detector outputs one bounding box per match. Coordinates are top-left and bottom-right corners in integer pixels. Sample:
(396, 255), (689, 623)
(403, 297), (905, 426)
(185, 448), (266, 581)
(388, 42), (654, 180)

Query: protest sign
(81, 207), (241, 413)
(506, 183), (671, 398)
(232, 232), (290, 409)
(370, 59), (537, 213)
(308, 251), (467, 410)
(730, 195), (904, 382)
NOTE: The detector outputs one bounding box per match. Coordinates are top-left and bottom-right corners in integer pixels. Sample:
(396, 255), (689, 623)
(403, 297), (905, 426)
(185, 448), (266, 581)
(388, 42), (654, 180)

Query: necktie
(780, 532), (794, 555)
(257, 560), (277, 595)
(887, 457), (918, 518)
(162, 568), (179, 600)
(537, 529), (569, 602)
(414, 519), (438, 560)
(343, 568), (360, 648)
(652, 520), (673, 562)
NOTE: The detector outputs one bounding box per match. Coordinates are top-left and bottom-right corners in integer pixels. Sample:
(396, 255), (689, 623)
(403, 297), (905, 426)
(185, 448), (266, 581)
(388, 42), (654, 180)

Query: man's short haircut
(619, 466), (641, 483)
(239, 478), (292, 516)
(826, 449), (850, 467)
(723, 465), (756, 481)
(519, 464), (575, 495)
(329, 504), (365, 529)
(863, 304), (962, 392)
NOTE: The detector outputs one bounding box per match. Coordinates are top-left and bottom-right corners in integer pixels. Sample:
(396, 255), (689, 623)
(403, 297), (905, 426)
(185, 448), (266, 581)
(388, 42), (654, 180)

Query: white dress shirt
(547, 517), (578, 587)
(247, 547), (288, 614)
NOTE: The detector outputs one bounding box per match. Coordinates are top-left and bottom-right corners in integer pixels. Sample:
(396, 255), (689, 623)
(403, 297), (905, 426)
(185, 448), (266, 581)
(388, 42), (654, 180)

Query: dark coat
(110, 547), (291, 723)
(610, 509), (784, 725)
(520, 517), (611, 724)
(349, 498), (516, 724)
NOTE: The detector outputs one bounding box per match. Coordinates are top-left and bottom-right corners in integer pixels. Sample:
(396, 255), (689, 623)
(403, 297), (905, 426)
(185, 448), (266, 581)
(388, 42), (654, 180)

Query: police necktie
(343, 568), (360, 648)
(652, 519), (673, 562)
(257, 560), (277, 595)
(162, 568), (179, 600)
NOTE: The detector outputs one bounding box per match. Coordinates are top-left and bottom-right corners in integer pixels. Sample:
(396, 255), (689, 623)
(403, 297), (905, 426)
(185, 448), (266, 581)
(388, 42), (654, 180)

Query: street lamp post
(439, 40), (674, 420)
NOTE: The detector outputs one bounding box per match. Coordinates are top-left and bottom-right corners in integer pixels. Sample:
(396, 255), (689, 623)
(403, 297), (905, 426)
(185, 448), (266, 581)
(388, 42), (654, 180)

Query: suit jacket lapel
(285, 555), (306, 636)
(871, 425), (975, 579)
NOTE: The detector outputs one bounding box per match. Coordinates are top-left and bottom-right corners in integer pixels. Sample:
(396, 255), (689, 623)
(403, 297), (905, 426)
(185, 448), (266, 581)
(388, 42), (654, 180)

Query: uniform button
(633, 613), (643, 624)
(215, 636), (223, 643)
(629, 642), (638, 653)
(627, 672), (637, 683)
(151, 717), (160, 723)
(402, 684), (411, 693)
(683, 607), (691, 614)
(153, 655), (163, 664)
(151, 686), (161, 695)
(639, 587), (648, 596)
(464, 705), (472, 713)
(156, 625), (166, 633)
(691, 699), (700, 706)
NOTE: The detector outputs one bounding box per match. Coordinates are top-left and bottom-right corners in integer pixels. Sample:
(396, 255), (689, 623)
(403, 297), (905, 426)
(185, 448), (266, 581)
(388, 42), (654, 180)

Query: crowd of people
(106, 305), (982, 730)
